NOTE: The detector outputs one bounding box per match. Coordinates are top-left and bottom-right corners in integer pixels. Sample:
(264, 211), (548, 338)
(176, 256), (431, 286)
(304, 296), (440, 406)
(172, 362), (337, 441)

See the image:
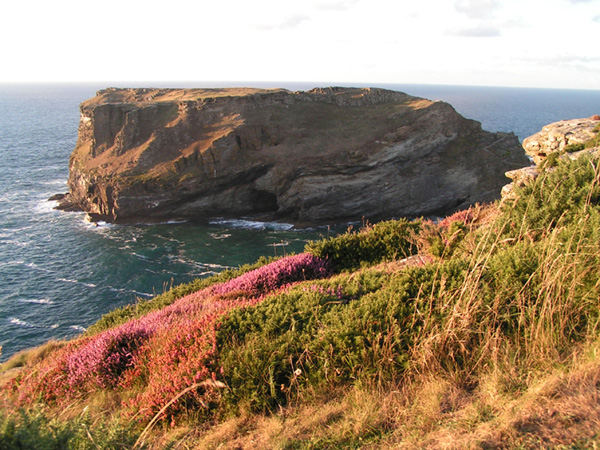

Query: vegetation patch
(3, 155), (600, 447)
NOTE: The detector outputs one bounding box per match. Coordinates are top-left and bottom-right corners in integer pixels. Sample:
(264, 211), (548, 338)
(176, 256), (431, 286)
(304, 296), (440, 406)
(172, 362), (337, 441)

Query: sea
(1, 82), (599, 361)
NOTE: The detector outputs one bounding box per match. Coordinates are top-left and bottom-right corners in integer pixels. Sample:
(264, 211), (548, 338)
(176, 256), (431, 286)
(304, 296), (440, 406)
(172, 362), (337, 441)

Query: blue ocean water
(0, 82), (599, 361)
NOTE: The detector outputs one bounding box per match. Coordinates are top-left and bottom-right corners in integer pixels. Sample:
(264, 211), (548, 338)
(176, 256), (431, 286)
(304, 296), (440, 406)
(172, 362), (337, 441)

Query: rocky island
(57, 87), (529, 224)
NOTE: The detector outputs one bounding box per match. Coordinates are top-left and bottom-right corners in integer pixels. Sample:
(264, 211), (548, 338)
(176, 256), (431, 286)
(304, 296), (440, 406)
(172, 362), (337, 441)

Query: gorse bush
(216, 259), (474, 413)
(305, 219), (420, 271)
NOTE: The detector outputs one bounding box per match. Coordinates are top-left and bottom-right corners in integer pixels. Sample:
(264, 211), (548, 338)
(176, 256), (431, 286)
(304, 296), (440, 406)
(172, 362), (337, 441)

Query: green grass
(0, 408), (137, 450)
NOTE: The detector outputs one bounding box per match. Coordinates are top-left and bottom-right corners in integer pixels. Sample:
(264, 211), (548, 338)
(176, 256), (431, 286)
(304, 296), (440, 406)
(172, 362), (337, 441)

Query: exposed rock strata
(57, 87), (529, 224)
(523, 116), (600, 165)
(502, 115), (600, 200)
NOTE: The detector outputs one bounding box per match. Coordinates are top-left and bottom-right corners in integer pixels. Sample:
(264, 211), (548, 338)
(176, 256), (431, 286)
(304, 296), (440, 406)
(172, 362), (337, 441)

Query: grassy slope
(2, 154), (600, 448)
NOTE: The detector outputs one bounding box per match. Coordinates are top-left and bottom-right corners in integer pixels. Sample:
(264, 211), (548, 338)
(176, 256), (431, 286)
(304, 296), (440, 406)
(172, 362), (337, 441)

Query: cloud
(568, 0), (595, 3)
(314, 0), (359, 11)
(454, 0), (500, 19)
(447, 25), (501, 37)
(517, 55), (600, 73)
(528, 55), (600, 64)
(280, 15), (310, 28)
(256, 14), (310, 31)
(594, 15), (600, 22)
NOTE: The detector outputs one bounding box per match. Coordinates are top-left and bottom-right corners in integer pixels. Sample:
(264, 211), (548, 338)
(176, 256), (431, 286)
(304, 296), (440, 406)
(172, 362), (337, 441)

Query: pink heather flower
(211, 253), (330, 296)
(20, 252), (330, 403)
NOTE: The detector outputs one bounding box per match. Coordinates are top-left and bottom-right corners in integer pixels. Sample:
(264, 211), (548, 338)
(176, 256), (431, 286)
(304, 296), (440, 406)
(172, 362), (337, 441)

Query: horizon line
(0, 80), (599, 93)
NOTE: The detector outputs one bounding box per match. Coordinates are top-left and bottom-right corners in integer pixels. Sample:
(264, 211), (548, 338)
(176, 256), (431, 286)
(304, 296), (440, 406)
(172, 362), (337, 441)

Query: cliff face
(58, 87), (529, 224)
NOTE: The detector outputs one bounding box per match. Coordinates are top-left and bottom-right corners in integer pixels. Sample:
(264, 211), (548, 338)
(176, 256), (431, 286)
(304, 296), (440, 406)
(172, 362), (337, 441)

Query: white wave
(0, 259), (25, 266)
(108, 287), (152, 297)
(2, 239), (28, 248)
(132, 290), (153, 297)
(7, 225), (34, 233)
(82, 215), (114, 230)
(108, 286), (126, 293)
(268, 241), (290, 247)
(70, 325), (86, 332)
(9, 317), (36, 328)
(19, 298), (54, 304)
(58, 277), (78, 284)
(41, 178), (67, 186)
(203, 262), (233, 269)
(209, 218), (294, 231)
(24, 262), (52, 273)
(132, 252), (150, 260)
(209, 233), (232, 240)
(194, 270), (218, 277)
(58, 278), (97, 288)
(130, 219), (188, 226)
(33, 199), (59, 214)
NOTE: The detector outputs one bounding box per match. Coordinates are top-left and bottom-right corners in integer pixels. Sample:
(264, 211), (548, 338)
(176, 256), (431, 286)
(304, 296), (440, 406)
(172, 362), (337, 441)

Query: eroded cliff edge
(57, 87), (529, 224)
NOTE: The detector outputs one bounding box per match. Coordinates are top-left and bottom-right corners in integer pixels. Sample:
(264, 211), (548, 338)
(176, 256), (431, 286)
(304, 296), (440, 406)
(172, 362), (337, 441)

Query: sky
(1, 0), (599, 89)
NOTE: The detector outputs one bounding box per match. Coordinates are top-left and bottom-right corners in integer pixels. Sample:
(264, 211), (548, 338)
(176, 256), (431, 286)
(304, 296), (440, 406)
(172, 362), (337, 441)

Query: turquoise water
(1, 82), (599, 361)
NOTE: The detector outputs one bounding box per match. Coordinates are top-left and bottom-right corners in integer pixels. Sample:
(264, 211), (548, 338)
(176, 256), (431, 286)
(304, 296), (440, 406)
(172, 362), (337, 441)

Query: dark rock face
(57, 87), (529, 224)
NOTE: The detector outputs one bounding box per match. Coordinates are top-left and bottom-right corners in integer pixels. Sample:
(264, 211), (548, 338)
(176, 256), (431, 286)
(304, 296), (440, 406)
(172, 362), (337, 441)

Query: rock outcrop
(523, 116), (600, 165)
(501, 115), (600, 200)
(57, 87), (529, 224)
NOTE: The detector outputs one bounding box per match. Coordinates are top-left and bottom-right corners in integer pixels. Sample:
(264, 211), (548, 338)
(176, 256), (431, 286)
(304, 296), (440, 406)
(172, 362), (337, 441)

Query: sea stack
(57, 87), (529, 224)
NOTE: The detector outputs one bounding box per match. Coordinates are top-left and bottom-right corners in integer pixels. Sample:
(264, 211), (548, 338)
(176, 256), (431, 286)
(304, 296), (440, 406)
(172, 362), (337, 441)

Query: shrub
(306, 219), (420, 271)
(216, 261), (470, 414)
(565, 142), (585, 153)
(210, 253), (330, 296)
(501, 155), (600, 235)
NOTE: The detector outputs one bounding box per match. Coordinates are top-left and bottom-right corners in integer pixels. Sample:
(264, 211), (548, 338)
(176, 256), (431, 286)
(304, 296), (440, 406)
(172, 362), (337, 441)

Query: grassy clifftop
(3, 154), (600, 448)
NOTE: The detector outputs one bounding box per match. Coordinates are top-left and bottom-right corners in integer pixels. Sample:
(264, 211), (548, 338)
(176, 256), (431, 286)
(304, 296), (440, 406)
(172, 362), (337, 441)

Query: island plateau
(56, 87), (529, 224)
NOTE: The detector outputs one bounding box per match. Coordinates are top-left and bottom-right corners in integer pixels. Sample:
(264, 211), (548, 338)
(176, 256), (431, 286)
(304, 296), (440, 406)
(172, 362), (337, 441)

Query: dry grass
(0, 340), (65, 388)
(169, 346), (600, 449)
(152, 387), (395, 449)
